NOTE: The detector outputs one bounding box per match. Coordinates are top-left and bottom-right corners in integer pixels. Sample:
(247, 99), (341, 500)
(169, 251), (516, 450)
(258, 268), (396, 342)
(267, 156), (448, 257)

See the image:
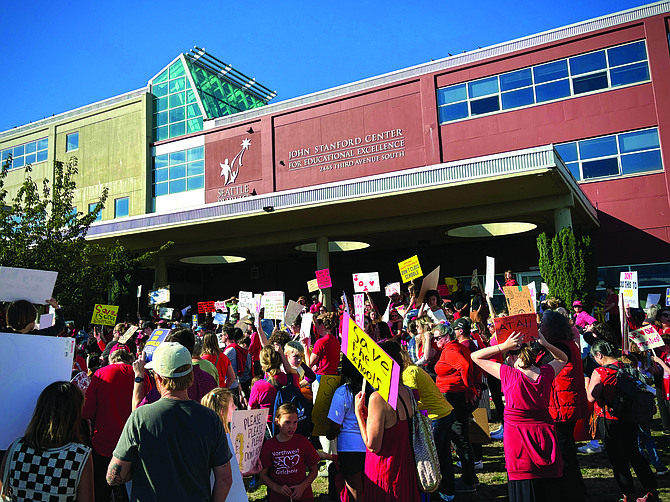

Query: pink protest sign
(354, 293), (365, 328)
(316, 268), (332, 289)
(385, 282), (400, 297)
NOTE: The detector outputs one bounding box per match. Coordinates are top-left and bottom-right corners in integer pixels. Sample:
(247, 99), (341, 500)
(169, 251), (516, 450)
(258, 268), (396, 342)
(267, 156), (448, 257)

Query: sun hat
(145, 342), (192, 378)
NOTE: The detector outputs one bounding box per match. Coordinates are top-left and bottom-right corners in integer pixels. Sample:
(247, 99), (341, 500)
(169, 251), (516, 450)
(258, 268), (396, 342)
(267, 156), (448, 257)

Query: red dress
(363, 393), (420, 501)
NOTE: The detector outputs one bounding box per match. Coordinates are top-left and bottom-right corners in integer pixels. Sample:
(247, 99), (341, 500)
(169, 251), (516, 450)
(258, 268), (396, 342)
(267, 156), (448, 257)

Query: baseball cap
(572, 300), (583, 307)
(451, 318), (471, 333)
(145, 342), (192, 378)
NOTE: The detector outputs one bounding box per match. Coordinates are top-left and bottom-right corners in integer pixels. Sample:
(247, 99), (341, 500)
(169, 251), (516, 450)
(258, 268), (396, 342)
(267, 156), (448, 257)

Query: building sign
(275, 85), (424, 190)
(205, 128), (263, 203)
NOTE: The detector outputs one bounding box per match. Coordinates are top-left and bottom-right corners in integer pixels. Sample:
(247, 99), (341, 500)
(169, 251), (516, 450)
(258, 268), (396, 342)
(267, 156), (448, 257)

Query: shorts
(337, 451), (365, 476)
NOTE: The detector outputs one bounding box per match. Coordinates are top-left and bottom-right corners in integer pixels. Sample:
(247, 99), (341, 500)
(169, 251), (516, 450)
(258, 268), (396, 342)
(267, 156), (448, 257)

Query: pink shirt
(249, 372), (300, 421)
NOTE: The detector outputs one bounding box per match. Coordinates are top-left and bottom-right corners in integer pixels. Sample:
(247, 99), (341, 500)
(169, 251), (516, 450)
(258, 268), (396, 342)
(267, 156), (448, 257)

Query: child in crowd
(260, 403), (321, 501)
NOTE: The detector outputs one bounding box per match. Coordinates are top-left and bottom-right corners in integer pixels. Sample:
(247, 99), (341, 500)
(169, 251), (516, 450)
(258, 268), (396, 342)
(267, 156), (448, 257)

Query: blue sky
(0, 0), (652, 132)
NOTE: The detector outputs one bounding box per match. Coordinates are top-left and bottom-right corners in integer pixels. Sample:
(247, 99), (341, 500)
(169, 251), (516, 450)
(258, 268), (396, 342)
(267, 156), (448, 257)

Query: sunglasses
(661, 312), (670, 318)
(433, 334), (447, 341)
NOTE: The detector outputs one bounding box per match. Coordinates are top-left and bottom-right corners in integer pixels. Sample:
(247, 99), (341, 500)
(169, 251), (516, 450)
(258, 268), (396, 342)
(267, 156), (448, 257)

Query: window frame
(437, 40), (650, 125)
(66, 132), (79, 152)
(114, 197), (130, 219)
(1, 137), (49, 170)
(152, 145), (205, 198)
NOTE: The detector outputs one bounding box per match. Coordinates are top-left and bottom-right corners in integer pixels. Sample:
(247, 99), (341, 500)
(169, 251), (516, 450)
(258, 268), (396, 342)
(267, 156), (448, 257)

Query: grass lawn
(246, 417), (670, 501)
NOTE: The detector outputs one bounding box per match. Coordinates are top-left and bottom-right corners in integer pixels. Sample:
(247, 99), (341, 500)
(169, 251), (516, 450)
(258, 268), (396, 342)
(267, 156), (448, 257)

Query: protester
(536, 309), (588, 501)
(0, 381), (94, 502)
(354, 346), (420, 501)
(201, 330), (235, 388)
(434, 319), (478, 493)
(193, 335), (220, 384)
(260, 403), (320, 502)
(108, 342), (233, 501)
(308, 312), (340, 378)
(201, 387), (254, 500)
(5, 297), (65, 336)
(249, 345), (299, 424)
(83, 342), (139, 502)
(587, 339), (659, 502)
(472, 330), (567, 502)
(326, 355), (366, 501)
(573, 300), (597, 330)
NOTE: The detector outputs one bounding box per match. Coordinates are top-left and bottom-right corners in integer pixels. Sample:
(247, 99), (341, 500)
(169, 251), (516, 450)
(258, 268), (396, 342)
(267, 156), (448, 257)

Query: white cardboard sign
(629, 325), (664, 351)
(620, 271), (639, 308)
(0, 266), (58, 304)
(352, 272), (381, 293)
(385, 282), (400, 297)
(230, 408), (269, 474)
(485, 256), (495, 298)
(283, 300), (304, 326)
(0, 333), (76, 449)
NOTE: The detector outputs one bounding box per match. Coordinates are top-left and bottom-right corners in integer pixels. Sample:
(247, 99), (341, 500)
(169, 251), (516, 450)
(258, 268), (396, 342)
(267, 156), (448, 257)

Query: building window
(151, 58), (204, 142)
(153, 145), (204, 197)
(88, 202), (102, 222)
(437, 40), (650, 124)
(555, 127), (662, 182)
(1, 137), (49, 169)
(66, 132), (79, 152)
(114, 197), (129, 218)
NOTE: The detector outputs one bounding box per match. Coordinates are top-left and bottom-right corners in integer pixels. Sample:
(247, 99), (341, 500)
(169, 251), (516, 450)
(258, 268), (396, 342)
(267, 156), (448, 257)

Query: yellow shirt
(402, 365), (453, 420)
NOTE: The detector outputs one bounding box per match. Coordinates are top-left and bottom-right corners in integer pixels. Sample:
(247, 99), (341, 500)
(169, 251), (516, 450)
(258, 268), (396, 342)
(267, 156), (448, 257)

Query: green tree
(0, 155), (171, 327)
(537, 226), (597, 310)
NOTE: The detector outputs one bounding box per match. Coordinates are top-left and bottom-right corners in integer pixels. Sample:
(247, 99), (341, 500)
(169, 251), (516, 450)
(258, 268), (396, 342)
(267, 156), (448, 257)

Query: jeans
(433, 412), (457, 496)
(638, 424), (665, 470)
(444, 392), (477, 485)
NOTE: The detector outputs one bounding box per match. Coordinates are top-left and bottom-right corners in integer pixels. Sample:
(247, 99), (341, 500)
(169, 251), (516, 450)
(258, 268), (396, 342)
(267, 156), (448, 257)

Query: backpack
(230, 344), (251, 377)
(269, 375), (314, 438)
(605, 364), (656, 424)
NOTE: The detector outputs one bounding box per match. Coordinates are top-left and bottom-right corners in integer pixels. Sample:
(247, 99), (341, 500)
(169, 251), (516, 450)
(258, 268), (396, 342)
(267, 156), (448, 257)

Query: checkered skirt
(6, 438), (90, 501)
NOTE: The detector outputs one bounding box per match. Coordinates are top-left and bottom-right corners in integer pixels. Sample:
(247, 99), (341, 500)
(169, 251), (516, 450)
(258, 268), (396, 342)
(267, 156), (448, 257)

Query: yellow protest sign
(307, 279), (319, 293)
(311, 375), (341, 436)
(398, 255), (422, 283)
(341, 313), (401, 409)
(91, 304), (119, 326)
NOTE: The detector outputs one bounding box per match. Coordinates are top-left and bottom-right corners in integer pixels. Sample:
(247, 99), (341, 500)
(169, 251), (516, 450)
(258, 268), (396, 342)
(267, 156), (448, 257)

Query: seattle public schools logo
(220, 138), (251, 186)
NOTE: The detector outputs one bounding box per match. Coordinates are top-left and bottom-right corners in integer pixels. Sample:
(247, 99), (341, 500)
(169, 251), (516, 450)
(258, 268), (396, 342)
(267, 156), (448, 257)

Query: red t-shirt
(260, 433), (320, 501)
(202, 352), (232, 387)
(249, 331), (262, 362)
(312, 333), (340, 375)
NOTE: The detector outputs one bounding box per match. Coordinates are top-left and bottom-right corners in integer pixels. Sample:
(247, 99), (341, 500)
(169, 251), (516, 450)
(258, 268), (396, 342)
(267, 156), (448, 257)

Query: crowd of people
(1, 275), (670, 502)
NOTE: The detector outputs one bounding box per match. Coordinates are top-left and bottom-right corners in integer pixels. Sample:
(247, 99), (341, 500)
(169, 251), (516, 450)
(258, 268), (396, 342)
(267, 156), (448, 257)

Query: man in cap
(107, 342), (232, 501)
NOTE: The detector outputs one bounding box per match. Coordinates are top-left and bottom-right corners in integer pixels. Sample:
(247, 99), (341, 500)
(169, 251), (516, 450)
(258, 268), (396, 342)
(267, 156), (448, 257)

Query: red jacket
(435, 340), (476, 399)
(548, 341), (588, 422)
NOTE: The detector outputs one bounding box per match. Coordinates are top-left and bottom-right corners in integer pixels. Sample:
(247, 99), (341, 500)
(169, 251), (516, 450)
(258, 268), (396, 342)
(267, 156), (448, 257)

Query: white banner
(485, 256), (495, 298)
(262, 291), (285, 320)
(0, 266), (58, 304)
(352, 272), (381, 293)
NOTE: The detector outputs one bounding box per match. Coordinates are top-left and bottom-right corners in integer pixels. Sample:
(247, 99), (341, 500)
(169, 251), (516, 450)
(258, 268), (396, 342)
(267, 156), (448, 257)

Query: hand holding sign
(493, 313), (539, 344)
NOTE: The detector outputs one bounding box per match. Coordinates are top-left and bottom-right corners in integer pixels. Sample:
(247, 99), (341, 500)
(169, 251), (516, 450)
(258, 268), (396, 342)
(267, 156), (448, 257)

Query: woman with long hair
(201, 330), (235, 388)
(587, 340), (658, 502)
(326, 355), (365, 501)
(1, 381), (94, 502)
(249, 345), (300, 426)
(536, 309), (588, 501)
(471, 330), (567, 502)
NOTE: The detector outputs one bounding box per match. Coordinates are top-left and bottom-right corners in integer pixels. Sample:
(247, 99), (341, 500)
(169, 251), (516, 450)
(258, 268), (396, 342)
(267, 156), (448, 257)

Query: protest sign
(471, 269), (478, 290)
(620, 271), (639, 308)
(38, 313), (54, 328)
(0, 333), (76, 449)
(214, 313), (228, 325)
(645, 293), (661, 308)
(315, 269), (332, 289)
(385, 282), (400, 297)
(527, 282), (537, 307)
(148, 287), (170, 305)
(143, 329), (170, 362)
(197, 301), (216, 314)
(416, 266), (440, 306)
(444, 277), (458, 295)
(91, 304), (119, 326)
(398, 255), (422, 283)
(0, 266), (58, 304)
(353, 272), (380, 293)
(283, 300), (304, 326)
(238, 291), (254, 312)
(485, 256), (495, 298)
(263, 291), (285, 320)
(629, 325), (665, 351)
(541, 283), (549, 295)
(354, 294), (365, 328)
(136, 285), (142, 298)
(119, 325), (138, 344)
(503, 286), (535, 314)
(493, 313), (539, 344)
(300, 313), (313, 346)
(307, 279), (319, 293)
(340, 312), (400, 409)
(230, 408), (269, 474)
(312, 375), (342, 436)
(437, 284), (449, 297)
(260, 319), (274, 338)
(428, 308), (447, 324)
(159, 307), (174, 319)
(214, 301), (227, 312)
(667, 288), (670, 307)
